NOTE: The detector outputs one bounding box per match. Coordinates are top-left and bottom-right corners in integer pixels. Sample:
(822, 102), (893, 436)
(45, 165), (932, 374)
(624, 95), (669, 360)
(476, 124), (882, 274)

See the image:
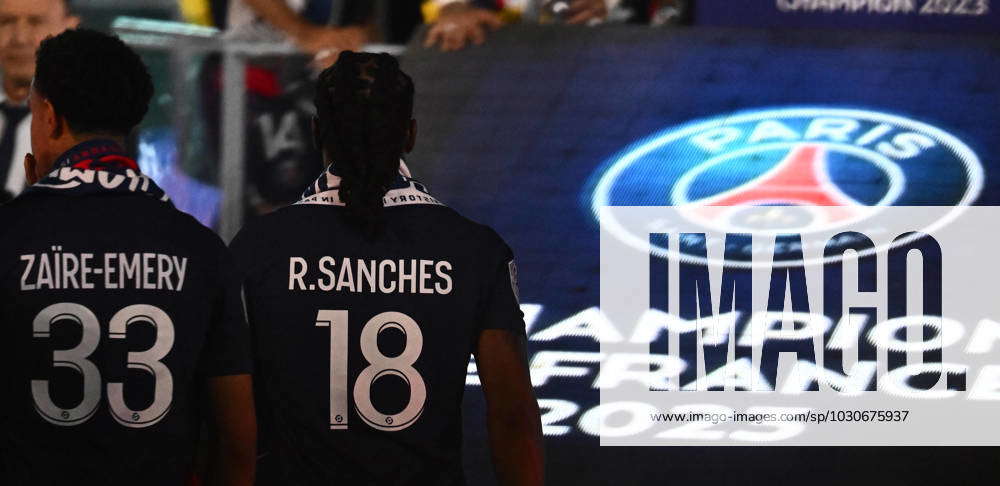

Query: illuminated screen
(402, 24), (1000, 484)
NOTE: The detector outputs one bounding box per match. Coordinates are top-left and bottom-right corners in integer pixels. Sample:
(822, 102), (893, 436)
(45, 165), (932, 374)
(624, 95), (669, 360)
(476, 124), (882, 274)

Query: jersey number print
(315, 310), (426, 431)
(32, 303), (174, 428)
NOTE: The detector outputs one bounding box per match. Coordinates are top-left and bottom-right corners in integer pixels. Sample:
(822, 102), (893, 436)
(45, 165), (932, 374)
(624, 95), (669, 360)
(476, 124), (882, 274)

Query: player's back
(0, 186), (248, 485)
(232, 198), (523, 486)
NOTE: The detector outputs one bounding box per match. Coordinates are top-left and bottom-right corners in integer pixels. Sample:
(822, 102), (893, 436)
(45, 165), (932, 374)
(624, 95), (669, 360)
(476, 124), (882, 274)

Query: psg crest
(589, 107), (984, 267)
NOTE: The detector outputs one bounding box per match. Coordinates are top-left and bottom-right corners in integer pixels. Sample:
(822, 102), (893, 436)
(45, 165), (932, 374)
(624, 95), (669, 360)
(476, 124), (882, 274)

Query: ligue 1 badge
(509, 260), (520, 303)
(589, 107), (983, 267)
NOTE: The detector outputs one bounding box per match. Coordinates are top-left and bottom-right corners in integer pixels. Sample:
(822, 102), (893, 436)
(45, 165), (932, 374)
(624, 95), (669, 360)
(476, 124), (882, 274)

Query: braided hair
(314, 51), (415, 238)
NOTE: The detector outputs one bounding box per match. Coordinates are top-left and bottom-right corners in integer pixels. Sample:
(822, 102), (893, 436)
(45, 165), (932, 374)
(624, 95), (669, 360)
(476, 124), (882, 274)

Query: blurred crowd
(0, 0), (690, 215)
(193, 0), (690, 61)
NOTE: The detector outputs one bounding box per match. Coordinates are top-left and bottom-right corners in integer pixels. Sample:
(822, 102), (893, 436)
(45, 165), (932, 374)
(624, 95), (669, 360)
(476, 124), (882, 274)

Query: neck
(60, 135), (125, 154)
(3, 77), (30, 104)
(48, 135), (125, 167)
(32, 136), (128, 185)
(75, 135), (125, 147)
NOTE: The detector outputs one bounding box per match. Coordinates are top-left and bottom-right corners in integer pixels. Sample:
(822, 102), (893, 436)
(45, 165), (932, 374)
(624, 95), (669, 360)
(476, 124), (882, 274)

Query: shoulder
(146, 199), (230, 255)
(137, 200), (234, 278)
(228, 204), (325, 276)
(229, 204), (312, 253)
(0, 191), (43, 214)
(0, 196), (23, 218)
(446, 206), (510, 249)
(472, 221), (512, 258)
(0, 196), (24, 241)
(427, 205), (513, 259)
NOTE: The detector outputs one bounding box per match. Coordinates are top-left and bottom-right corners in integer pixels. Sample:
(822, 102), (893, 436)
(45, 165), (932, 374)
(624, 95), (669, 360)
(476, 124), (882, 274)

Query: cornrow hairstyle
(314, 51), (415, 239)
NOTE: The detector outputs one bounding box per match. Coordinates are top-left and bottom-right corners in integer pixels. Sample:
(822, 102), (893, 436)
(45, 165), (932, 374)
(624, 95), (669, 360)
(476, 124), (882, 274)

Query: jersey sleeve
(477, 231), (526, 336)
(199, 248), (253, 377)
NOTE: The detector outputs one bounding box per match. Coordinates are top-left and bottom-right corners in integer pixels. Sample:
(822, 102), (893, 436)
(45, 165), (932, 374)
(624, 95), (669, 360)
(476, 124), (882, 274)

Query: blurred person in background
(422, 0), (691, 51)
(0, 0), (77, 202)
(227, 0), (370, 68)
(625, 0), (691, 25)
(423, 0), (617, 52)
(180, 0), (422, 55)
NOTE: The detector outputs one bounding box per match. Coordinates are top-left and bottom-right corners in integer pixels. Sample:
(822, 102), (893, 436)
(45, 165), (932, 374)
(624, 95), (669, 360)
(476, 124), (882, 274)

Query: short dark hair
(33, 29), (153, 137)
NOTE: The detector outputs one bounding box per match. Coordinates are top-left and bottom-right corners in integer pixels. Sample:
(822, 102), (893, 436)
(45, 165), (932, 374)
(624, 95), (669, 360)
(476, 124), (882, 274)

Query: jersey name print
(19, 250), (189, 291)
(287, 256), (453, 294)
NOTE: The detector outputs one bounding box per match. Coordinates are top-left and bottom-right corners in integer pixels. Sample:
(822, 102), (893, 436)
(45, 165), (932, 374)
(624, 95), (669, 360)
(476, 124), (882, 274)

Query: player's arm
(204, 374), (257, 486)
(201, 242), (259, 486)
(423, 1), (502, 52)
(475, 329), (544, 486)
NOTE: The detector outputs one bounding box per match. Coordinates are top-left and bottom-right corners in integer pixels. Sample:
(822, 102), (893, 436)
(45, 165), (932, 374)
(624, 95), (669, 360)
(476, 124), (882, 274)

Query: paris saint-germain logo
(589, 107), (983, 267)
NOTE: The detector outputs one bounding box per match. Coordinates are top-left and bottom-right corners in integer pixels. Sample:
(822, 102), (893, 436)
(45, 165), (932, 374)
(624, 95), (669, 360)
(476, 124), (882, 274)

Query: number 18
(315, 310), (426, 432)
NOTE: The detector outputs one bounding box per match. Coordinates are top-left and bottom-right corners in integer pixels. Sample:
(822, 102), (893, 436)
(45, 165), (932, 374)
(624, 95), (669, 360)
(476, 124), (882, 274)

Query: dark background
(400, 24), (1000, 485)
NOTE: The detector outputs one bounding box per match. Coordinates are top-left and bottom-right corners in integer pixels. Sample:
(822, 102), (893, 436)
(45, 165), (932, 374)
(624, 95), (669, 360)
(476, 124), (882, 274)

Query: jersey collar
(23, 139), (171, 204)
(297, 159), (444, 208)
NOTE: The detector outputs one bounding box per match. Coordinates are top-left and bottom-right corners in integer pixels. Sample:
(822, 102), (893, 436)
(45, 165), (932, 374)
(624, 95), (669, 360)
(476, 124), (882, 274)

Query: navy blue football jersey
(229, 167), (524, 486)
(0, 141), (252, 485)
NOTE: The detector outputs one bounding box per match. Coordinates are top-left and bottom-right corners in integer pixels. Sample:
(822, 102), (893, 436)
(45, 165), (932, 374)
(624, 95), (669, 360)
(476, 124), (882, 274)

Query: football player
(0, 29), (255, 485)
(230, 51), (543, 485)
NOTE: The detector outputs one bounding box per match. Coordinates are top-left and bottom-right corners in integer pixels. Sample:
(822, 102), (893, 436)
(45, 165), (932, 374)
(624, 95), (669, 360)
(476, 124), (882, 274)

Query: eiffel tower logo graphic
(685, 144), (872, 231)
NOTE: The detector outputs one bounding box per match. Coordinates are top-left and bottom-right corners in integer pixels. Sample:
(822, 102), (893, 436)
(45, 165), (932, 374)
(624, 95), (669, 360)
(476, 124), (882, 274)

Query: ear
(66, 15), (81, 29)
(23, 153), (38, 185)
(404, 119), (417, 154)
